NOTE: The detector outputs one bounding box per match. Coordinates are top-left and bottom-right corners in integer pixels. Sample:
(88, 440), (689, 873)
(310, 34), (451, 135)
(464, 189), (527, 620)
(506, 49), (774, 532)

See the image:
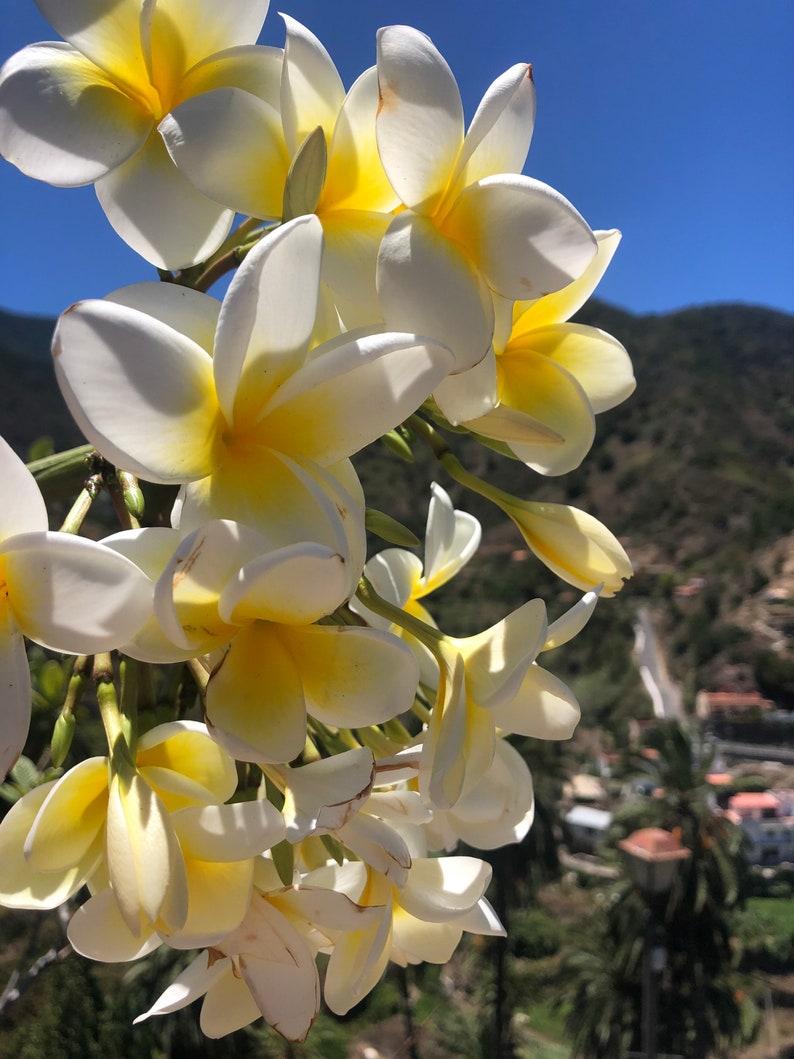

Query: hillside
(2, 299), (792, 717)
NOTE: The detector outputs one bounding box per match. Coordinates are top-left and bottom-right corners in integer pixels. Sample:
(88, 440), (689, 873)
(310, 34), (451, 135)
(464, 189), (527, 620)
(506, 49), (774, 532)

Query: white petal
(0, 602), (31, 781)
(95, 130), (234, 269)
(421, 483), (481, 593)
(213, 215), (323, 427)
(454, 63), (535, 187)
(134, 953), (225, 1023)
(399, 856), (491, 922)
(378, 211), (494, 373)
(460, 599), (548, 710)
(0, 437), (46, 542)
(35, 0), (150, 85)
(433, 348), (498, 424)
(260, 328), (454, 465)
(218, 542), (347, 627)
(280, 15), (345, 154)
(337, 813), (412, 887)
(488, 664), (581, 739)
(0, 43), (150, 185)
(319, 211), (390, 329)
(375, 26), (463, 211)
(4, 532), (151, 654)
(527, 323), (636, 414)
(441, 175), (597, 300)
(160, 88), (289, 219)
(543, 588), (601, 651)
(172, 800), (285, 862)
(278, 748), (375, 842)
(147, 0), (269, 66)
(104, 281), (221, 355)
(197, 962), (262, 1037)
(68, 889), (160, 962)
(53, 297), (223, 483)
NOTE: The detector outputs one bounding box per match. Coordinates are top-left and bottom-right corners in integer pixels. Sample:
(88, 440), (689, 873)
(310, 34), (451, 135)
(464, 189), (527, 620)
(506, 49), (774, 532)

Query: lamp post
(618, 827), (691, 1059)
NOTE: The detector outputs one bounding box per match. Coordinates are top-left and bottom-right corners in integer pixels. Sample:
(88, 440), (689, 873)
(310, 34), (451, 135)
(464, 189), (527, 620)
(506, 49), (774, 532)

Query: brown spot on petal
(527, 64), (534, 83)
(171, 535), (205, 588)
(206, 947), (225, 968)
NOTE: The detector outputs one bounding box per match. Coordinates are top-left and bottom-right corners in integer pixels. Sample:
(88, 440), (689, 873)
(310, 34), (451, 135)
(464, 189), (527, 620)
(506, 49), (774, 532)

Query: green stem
(355, 575), (447, 667)
(93, 654), (133, 770)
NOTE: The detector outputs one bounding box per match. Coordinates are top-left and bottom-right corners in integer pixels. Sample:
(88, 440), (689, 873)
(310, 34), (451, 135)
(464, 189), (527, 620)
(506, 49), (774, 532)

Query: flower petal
(0, 43), (150, 185)
(0, 438), (47, 541)
(136, 720), (238, 808)
(283, 625), (420, 729)
(378, 211), (494, 373)
(421, 483), (481, 594)
(134, 952), (226, 1023)
(0, 600), (32, 781)
(160, 88), (289, 219)
(319, 210), (391, 329)
(459, 598), (548, 709)
(488, 664), (581, 739)
(95, 130), (234, 269)
(168, 857), (256, 950)
(24, 757), (108, 872)
(34, 0), (150, 87)
(68, 888), (161, 962)
(392, 907), (462, 964)
(337, 813), (412, 888)
(173, 800), (285, 862)
(441, 174), (597, 300)
(104, 281), (221, 354)
(433, 347), (498, 424)
(197, 961), (262, 1037)
(399, 856), (491, 922)
(277, 748), (375, 842)
(543, 587), (600, 651)
(52, 298), (223, 482)
(375, 26), (463, 211)
(454, 62), (535, 188)
(4, 531), (151, 654)
(280, 15), (345, 153)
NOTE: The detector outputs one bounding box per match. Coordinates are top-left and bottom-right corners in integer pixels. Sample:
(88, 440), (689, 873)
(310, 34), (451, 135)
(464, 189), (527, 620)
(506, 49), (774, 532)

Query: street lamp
(618, 827), (691, 1059)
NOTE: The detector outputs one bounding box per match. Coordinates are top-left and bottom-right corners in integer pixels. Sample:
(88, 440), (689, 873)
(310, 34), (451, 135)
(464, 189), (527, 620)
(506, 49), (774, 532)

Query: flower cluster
(0, 0), (634, 1044)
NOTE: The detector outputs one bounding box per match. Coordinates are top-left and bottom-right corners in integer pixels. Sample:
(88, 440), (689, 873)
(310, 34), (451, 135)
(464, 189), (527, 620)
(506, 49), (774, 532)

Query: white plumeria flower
(161, 16), (400, 328)
(0, 0), (283, 267)
(444, 229), (636, 473)
(0, 437), (150, 780)
(421, 589), (601, 811)
(134, 858), (381, 1042)
(151, 520), (422, 763)
(53, 215), (454, 583)
(424, 737), (534, 852)
(309, 854), (503, 1016)
(375, 25), (597, 378)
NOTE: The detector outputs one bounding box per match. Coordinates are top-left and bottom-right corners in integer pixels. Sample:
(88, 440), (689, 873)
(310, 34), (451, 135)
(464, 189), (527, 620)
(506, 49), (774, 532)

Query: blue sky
(0, 0), (791, 319)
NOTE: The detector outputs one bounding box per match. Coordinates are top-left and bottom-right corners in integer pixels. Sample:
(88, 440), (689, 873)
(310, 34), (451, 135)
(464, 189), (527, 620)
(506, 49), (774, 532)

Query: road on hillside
(633, 607), (683, 720)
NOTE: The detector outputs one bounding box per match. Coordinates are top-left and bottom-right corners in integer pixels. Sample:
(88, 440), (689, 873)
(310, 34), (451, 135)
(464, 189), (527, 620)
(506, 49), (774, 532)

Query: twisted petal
(375, 25), (463, 212)
(337, 813), (412, 888)
(160, 88), (289, 219)
(3, 532), (151, 654)
(278, 748), (375, 842)
(53, 297), (223, 482)
(421, 483), (481, 594)
(378, 211), (494, 373)
(95, 130), (234, 268)
(0, 43), (150, 186)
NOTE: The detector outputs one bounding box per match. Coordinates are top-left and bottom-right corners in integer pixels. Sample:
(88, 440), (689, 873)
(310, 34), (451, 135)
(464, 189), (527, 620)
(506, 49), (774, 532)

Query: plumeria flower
(420, 589), (600, 810)
(152, 520), (422, 763)
(0, 436), (150, 780)
(424, 737), (534, 852)
(52, 215), (454, 578)
(309, 853), (503, 1016)
(375, 25), (597, 375)
(0, 721), (238, 937)
(438, 230), (636, 473)
(0, 0), (283, 266)
(161, 16), (400, 328)
(134, 858), (382, 1042)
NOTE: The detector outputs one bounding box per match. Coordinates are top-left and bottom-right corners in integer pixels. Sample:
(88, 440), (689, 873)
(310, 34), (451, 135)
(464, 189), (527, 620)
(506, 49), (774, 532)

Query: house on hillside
(564, 805), (613, 855)
(696, 689), (775, 721)
(725, 791), (794, 865)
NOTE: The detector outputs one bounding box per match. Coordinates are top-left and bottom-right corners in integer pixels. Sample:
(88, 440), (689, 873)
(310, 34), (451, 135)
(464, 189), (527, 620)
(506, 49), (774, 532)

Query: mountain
(2, 299), (793, 717)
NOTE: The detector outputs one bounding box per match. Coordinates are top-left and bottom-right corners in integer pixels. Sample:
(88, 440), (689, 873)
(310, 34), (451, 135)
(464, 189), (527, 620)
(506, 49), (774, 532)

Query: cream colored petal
(433, 348), (498, 425)
(459, 598), (548, 709)
(378, 211), (493, 373)
(160, 88), (289, 219)
(399, 856), (491, 922)
(149, 0), (269, 71)
(35, 0), (150, 88)
(68, 888), (160, 962)
(543, 587), (600, 651)
(278, 749), (375, 841)
(454, 62), (535, 188)
(260, 329), (454, 465)
(505, 501), (633, 596)
(213, 215), (323, 428)
(134, 952), (227, 1023)
(283, 625), (420, 729)
(488, 664), (581, 739)
(4, 531), (151, 654)
(168, 857), (255, 950)
(514, 228), (622, 329)
(104, 281), (221, 354)
(219, 543), (347, 627)
(318, 210), (390, 329)
(52, 297), (223, 482)
(0, 43), (149, 185)
(375, 26), (463, 212)
(519, 323), (636, 414)
(0, 781), (91, 908)
(337, 813), (412, 888)
(420, 482), (481, 594)
(0, 437), (47, 541)
(324, 876), (392, 1015)
(152, 519), (267, 653)
(198, 962), (262, 1037)
(105, 771), (188, 936)
(24, 756), (108, 872)
(136, 720), (238, 807)
(180, 44), (282, 105)
(496, 349), (596, 475)
(173, 800), (285, 862)
(322, 66), (400, 214)
(0, 600), (32, 782)
(441, 175), (597, 300)
(280, 15), (345, 154)
(464, 404), (564, 451)
(446, 738), (534, 849)
(206, 623), (307, 763)
(95, 129), (234, 268)
(392, 907), (462, 964)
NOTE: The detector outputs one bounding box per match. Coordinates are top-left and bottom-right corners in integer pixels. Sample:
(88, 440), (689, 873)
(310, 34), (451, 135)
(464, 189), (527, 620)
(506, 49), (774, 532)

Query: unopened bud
(50, 712), (76, 768)
(118, 471), (145, 520)
(282, 126), (327, 221)
(381, 429), (415, 463)
(365, 509), (420, 548)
